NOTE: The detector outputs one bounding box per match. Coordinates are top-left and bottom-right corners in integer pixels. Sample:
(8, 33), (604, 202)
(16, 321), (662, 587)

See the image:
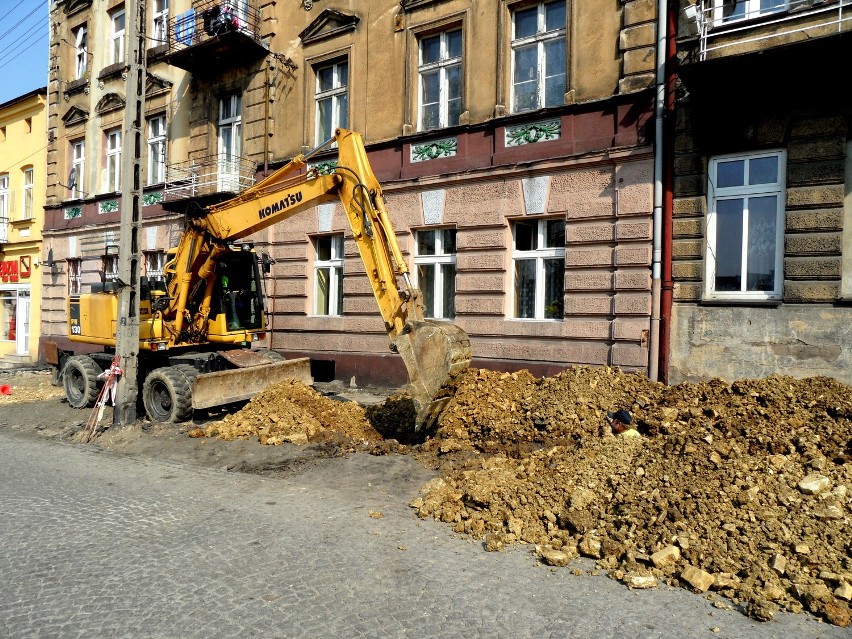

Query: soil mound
(200, 379), (382, 446)
(410, 366), (852, 626)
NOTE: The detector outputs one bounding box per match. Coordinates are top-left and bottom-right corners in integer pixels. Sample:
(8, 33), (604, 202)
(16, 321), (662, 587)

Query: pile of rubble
(410, 367), (852, 626)
(198, 379), (382, 446)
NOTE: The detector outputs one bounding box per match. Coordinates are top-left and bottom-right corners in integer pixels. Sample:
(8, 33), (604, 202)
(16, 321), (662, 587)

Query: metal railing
(691, 0), (852, 59)
(168, 0), (263, 54)
(163, 154), (257, 202)
(0, 217), (8, 243)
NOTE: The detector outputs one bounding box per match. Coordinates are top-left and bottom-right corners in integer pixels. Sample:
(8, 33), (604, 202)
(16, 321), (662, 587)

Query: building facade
(668, 0), (852, 384)
(44, 0), (660, 387)
(0, 88), (47, 366)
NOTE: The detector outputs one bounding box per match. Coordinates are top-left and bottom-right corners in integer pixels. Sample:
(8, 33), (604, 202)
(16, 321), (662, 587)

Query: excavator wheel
(142, 366), (194, 423)
(63, 355), (102, 409)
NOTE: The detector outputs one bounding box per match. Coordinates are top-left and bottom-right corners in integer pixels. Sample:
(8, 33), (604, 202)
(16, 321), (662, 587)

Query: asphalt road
(0, 428), (846, 639)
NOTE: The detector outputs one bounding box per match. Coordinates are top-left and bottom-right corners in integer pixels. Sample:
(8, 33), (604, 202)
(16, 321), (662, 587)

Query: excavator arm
(167, 129), (471, 428)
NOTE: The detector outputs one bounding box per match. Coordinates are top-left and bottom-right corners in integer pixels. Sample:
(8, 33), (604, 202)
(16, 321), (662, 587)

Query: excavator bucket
(190, 356), (313, 410)
(393, 321), (472, 430)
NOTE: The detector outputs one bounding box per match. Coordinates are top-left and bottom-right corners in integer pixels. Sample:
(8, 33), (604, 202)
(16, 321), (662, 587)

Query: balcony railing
(0, 217), (8, 243)
(691, 0), (852, 60)
(166, 0), (266, 71)
(163, 154), (257, 203)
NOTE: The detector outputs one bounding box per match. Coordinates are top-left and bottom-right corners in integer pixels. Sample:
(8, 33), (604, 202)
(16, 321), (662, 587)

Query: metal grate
(168, 0), (263, 54)
(163, 154), (257, 202)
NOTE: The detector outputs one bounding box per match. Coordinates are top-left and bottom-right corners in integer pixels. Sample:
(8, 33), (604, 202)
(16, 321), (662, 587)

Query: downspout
(660, 1), (678, 383)
(264, 62), (270, 176)
(648, 0), (669, 381)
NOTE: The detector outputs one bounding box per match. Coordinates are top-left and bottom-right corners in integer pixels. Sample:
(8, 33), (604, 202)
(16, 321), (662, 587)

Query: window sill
(699, 298), (781, 307)
(506, 317), (563, 322)
(10, 217), (35, 226)
(64, 77), (89, 97)
(98, 62), (126, 82)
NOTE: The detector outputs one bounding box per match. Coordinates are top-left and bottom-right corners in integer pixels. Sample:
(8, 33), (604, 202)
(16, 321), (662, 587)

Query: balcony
(166, 0), (267, 74)
(162, 154), (257, 212)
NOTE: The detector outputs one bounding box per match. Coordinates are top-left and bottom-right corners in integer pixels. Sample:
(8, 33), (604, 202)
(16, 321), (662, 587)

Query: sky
(0, 0), (50, 106)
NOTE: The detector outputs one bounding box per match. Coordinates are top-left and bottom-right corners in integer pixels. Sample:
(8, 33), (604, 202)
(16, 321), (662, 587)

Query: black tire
(63, 355), (101, 409)
(142, 367), (194, 423)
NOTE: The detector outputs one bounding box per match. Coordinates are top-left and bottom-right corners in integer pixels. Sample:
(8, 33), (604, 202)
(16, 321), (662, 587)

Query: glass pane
(448, 97), (461, 128)
(335, 267), (344, 315)
(422, 103), (440, 131)
(332, 235), (344, 259)
(114, 13), (125, 31)
(441, 263), (456, 319)
(545, 219), (565, 248)
(515, 220), (537, 251)
(722, 0), (745, 21)
(421, 34), (441, 64)
(442, 229), (456, 254)
(418, 264), (436, 318)
(749, 156), (778, 185)
(716, 159), (744, 188)
(337, 61), (348, 87)
(422, 70), (440, 104)
(447, 29), (463, 59)
(746, 196), (777, 292)
(760, 0), (785, 13)
(514, 259), (536, 318)
(714, 198), (744, 291)
(317, 97), (332, 142)
(336, 93), (349, 130)
(545, 1), (566, 32)
(316, 237), (331, 261)
(0, 293), (16, 340)
(317, 66), (334, 92)
(316, 267), (330, 315)
(447, 64), (461, 101)
(514, 6), (538, 39)
(544, 41), (566, 107)
(544, 258), (565, 319)
(513, 45), (538, 112)
(417, 231), (436, 256)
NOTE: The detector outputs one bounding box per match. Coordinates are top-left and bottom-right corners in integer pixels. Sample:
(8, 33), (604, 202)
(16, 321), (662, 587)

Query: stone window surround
(303, 46), (352, 149)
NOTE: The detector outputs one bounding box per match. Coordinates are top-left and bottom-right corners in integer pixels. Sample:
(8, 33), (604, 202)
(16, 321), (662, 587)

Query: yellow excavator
(59, 129), (471, 427)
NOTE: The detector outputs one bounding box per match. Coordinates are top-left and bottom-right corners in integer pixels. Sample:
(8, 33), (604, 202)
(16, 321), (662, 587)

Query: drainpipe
(648, 0), (669, 381)
(659, 1), (678, 384)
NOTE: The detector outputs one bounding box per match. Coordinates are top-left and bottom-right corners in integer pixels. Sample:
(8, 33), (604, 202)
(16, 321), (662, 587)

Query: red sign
(0, 260), (19, 283)
(19, 256), (31, 278)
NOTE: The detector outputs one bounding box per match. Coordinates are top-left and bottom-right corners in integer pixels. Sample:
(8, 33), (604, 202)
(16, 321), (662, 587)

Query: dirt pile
(0, 370), (64, 404)
(199, 379), (382, 446)
(410, 367), (852, 626)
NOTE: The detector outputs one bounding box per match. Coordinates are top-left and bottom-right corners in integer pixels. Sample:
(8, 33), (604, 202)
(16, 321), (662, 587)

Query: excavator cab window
(213, 251), (264, 331)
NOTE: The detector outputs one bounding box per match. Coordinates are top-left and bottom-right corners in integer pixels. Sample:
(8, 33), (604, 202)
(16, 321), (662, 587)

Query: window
(147, 115), (166, 185)
(111, 9), (126, 64)
(418, 28), (462, 131)
(74, 25), (88, 79)
(106, 130), (121, 192)
(414, 229), (457, 319)
(23, 168), (33, 219)
(315, 59), (348, 145)
(71, 139), (85, 199)
(152, 0), (169, 44)
(217, 94), (242, 191)
(68, 258), (82, 295)
(0, 291), (17, 341)
(314, 234), (344, 316)
(144, 250), (166, 280)
(713, 0), (786, 23)
(0, 174), (8, 221)
(102, 254), (119, 281)
(705, 151), (785, 300)
(511, 1), (566, 113)
(512, 218), (565, 319)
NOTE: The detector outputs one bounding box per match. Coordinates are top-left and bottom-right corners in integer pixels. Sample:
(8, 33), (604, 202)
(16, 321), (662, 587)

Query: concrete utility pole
(114, 0), (147, 425)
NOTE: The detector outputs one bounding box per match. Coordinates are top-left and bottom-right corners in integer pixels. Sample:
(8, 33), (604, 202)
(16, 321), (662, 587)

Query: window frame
(417, 27), (463, 132)
(146, 115), (166, 185)
(511, 217), (566, 320)
(712, 0), (787, 25)
(510, 0), (567, 114)
(0, 174), (8, 222)
(105, 129), (122, 193)
(111, 8), (126, 65)
(102, 254), (119, 282)
(143, 250), (166, 280)
(152, 0), (169, 44)
(71, 139), (85, 199)
(704, 150), (786, 302)
(413, 228), (457, 319)
(74, 24), (88, 79)
(68, 258), (83, 295)
(217, 94), (242, 191)
(313, 234), (344, 317)
(314, 58), (349, 146)
(22, 167), (34, 220)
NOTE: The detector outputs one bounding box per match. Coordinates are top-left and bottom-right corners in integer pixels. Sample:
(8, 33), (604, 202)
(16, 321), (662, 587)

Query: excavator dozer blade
(393, 321), (472, 431)
(190, 358), (313, 410)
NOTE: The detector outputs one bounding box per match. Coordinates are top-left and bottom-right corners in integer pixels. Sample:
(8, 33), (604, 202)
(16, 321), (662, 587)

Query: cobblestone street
(0, 428), (846, 639)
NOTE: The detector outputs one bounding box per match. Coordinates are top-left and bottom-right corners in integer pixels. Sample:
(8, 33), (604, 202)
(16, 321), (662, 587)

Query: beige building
(44, 0), (660, 387)
(0, 88), (47, 367)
